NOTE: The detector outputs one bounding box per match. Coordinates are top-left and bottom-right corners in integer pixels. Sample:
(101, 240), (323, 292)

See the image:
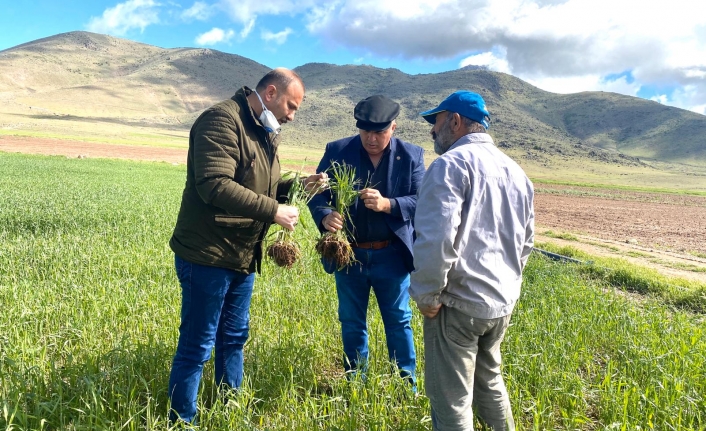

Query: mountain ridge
(1, 31), (703, 166)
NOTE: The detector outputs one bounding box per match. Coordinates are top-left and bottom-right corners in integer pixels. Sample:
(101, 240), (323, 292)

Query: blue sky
(2, 0), (705, 115)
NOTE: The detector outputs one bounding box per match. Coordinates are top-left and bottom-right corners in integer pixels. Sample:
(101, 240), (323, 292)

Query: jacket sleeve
(307, 145), (334, 232)
(192, 108), (278, 222)
(409, 158), (466, 307)
(393, 148), (425, 222)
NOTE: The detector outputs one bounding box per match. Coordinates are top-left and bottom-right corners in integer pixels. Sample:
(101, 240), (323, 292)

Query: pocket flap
(214, 215), (256, 228)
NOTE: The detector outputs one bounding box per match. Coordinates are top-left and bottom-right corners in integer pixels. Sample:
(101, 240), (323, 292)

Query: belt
(351, 240), (391, 250)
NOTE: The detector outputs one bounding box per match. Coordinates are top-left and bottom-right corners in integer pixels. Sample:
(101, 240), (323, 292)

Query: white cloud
(240, 18), (256, 39)
(691, 104), (706, 115)
(216, 0), (312, 42)
(299, 0), (706, 114)
(459, 47), (511, 74)
(198, 0), (706, 114)
(181, 1), (212, 21)
(218, 0), (314, 24)
(86, 0), (160, 36)
(524, 74), (642, 97)
(195, 27), (235, 45)
(684, 69), (706, 79)
(658, 85), (706, 115)
(651, 95), (669, 105)
(261, 28), (294, 45)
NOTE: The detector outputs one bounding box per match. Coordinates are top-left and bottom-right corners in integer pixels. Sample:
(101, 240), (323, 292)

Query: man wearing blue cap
(410, 91), (535, 430)
(308, 95), (425, 386)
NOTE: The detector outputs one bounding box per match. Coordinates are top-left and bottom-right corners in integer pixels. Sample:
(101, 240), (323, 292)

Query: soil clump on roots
(267, 241), (301, 269)
(316, 233), (354, 269)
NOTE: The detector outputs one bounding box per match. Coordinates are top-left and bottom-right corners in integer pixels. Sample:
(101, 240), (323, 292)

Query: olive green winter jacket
(169, 87), (293, 273)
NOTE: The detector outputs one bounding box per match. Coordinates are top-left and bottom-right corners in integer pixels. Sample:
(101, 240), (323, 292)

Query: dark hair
(255, 68), (305, 93)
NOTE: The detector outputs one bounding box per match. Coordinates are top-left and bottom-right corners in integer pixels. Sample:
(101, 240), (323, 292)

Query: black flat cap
(354, 95), (400, 131)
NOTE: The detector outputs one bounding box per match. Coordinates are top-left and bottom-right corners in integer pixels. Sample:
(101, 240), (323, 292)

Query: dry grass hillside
(1, 31), (704, 177)
(0, 32), (269, 126)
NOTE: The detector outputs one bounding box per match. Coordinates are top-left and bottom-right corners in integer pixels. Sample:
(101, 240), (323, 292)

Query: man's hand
(417, 303), (442, 319)
(322, 211), (344, 233)
(359, 188), (391, 213)
(274, 204), (299, 231)
(303, 172), (328, 194)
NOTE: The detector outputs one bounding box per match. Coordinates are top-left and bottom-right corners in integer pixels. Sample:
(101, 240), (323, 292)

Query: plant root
(267, 240), (301, 269)
(316, 232), (355, 270)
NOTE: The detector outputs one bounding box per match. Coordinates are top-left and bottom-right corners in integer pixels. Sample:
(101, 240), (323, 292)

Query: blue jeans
(168, 255), (255, 423)
(334, 245), (416, 383)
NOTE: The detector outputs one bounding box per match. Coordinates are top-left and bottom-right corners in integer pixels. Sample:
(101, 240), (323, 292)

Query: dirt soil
(535, 184), (706, 283)
(0, 135), (186, 164)
(535, 185), (706, 254)
(3, 136), (706, 283)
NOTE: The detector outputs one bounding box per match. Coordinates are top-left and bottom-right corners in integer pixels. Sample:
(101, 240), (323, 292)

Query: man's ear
(264, 84), (277, 101)
(451, 112), (460, 131)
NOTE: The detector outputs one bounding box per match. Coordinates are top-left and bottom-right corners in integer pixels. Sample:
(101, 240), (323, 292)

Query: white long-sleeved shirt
(410, 133), (534, 319)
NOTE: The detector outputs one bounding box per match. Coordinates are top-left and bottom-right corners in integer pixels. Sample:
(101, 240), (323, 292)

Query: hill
(1, 31), (704, 168)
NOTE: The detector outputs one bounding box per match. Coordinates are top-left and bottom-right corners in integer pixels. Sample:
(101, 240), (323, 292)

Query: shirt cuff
(410, 280), (444, 307)
(412, 291), (442, 307)
(388, 198), (401, 217)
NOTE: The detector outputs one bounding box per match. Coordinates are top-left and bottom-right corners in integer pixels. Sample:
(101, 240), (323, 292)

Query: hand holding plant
(315, 161), (360, 270)
(267, 169), (315, 268)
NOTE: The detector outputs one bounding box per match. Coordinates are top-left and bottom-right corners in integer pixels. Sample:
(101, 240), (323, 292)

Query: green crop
(1, 153), (704, 430)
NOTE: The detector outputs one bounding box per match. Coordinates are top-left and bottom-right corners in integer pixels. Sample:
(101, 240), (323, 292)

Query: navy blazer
(308, 135), (426, 273)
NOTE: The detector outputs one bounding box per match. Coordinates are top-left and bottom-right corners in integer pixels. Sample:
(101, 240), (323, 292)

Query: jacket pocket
(235, 151), (257, 183)
(214, 215), (259, 229)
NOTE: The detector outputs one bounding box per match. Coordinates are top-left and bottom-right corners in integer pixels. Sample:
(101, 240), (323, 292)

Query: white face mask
(254, 91), (281, 135)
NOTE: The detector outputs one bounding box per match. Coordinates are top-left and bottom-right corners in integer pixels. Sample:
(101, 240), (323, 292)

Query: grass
(584, 241), (621, 252)
(542, 230), (579, 241)
(1, 152), (705, 430)
(669, 263), (706, 274)
(277, 147), (327, 173)
(533, 178), (706, 197)
(515, 154), (706, 194)
(536, 242), (706, 313)
(626, 251), (652, 258)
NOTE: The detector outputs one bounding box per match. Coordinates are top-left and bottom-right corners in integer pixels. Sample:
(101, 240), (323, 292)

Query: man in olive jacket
(167, 68), (325, 424)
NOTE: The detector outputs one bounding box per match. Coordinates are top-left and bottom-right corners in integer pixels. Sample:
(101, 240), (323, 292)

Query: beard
(433, 116), (456, 155)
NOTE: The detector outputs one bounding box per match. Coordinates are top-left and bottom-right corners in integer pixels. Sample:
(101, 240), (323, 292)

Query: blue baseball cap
(420, 91), (491, 129)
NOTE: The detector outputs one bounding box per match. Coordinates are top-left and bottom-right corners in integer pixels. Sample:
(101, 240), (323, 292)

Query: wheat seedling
(266, 168), (322, 268)
(315, 161), (360, 270)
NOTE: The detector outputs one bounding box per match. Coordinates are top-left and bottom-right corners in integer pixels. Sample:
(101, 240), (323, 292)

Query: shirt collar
(448, 132), (493, 152)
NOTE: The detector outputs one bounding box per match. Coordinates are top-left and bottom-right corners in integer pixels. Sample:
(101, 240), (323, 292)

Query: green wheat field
(1, 152), (704, 430)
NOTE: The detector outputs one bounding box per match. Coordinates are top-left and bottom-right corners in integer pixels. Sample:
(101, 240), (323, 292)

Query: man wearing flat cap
(410, 90), (534, 431)
(308, 95), (425, 386)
